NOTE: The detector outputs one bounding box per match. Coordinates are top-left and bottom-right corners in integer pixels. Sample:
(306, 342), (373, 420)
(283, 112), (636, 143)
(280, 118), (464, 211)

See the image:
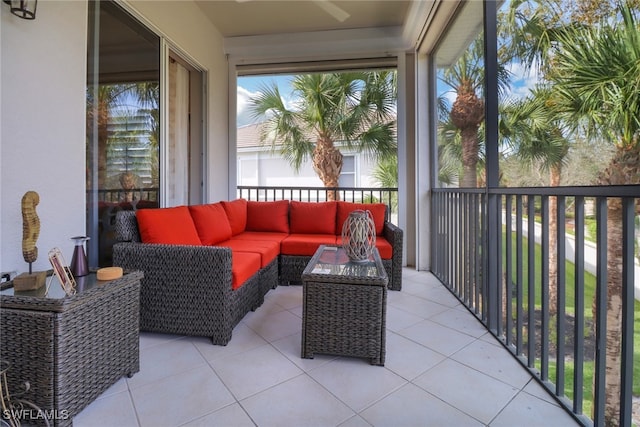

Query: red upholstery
(280, 234), (338, 256)
(289, 201), (337, 234)
(232, 231), (289, 243)
(336, 236), (393, 259)
(246, 200), (290, 233)
(336, 202), (387, 235)
(188, 203), (233, 245)
(155, 200), (396, 289)
(136, 206), (201, 245)
(221, 199), (248, 236)
(218, 238), (280, 267)
(231, 252), (261, 290)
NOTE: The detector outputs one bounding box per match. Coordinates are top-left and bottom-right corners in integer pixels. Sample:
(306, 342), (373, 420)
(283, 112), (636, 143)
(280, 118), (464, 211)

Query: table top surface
(302, 245), (388, 286)
(1, 270), (143, 311)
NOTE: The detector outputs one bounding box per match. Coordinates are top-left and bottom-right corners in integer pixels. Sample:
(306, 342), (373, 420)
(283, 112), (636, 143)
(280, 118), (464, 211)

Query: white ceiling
(194, 0), (415, 38)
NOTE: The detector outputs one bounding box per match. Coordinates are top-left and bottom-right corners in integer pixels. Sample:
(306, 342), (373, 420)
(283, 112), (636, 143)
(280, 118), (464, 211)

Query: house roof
(237, 119), (397, 150)
(236, 122), (317, 149)
(237, 123), (264, 149)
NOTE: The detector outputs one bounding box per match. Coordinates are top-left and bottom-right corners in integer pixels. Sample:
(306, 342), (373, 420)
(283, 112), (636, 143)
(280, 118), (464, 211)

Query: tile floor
(74, 268), (579, 427)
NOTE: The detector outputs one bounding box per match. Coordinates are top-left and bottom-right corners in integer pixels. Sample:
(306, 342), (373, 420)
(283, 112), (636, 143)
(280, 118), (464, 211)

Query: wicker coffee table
(0, 270), (142, 426)
(301, 245), (388, 366)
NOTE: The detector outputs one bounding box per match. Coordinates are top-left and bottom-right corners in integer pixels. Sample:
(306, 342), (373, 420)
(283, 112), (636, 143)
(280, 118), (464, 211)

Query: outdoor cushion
(246, 200), (290, 233)
(188, 203), (233, 245)
(221, 198), (248, 235)
(336, 235), (393, 259)
(289, 201), (337, 234)
(136, 206), (201, 245)
(232, 231), (289, 243)
(217, 238), (280, 267)
(231, 251), (261, 290)
(336, 202), (386, 235)
(280, 234), (338, 256)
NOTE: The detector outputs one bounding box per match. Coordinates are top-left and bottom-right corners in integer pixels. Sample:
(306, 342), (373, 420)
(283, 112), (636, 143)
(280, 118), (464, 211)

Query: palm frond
(550, 2), (640, 149)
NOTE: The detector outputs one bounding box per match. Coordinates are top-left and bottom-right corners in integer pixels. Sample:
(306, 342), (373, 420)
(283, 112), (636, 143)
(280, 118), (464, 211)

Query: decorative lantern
(341, 209), (376, 263)
(3, 0), (37, 20)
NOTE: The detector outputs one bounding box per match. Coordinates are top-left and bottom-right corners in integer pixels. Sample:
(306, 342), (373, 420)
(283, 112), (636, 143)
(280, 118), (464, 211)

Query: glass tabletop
(306, 245), (384, 279)
(1, 271), (103, 300)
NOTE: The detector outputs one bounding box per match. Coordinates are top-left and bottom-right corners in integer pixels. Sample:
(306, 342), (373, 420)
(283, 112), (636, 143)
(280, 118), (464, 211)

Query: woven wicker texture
(302, 281), (386, 365)
(0, 272), (142, 426)
(279, 223), (402, 290)
(279, 255), (312, 286)
(113, 211), (267, 345)
(116, 206), (403, 291)
(112, 204), (403, 349)
(115, 210), (141, 243)
(301, 246), (387, 366)
(383, 222), (403, 290)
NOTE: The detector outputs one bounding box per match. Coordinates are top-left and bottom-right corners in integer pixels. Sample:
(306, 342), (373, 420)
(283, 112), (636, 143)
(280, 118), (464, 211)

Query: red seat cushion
(281, 234), (338, 256)
(136, 206), (201, 245)
(231, 251), (261, 290)
(217, 238), (280, 267)
(232, 231), (289, 244)
(336, 236), (393, 259)
(188, 203), (233, 245)
(221, 199), (248, 236)
(289, 201), (337, 234)
(336, 202), (387, 235)
(246, 200), (290, 233)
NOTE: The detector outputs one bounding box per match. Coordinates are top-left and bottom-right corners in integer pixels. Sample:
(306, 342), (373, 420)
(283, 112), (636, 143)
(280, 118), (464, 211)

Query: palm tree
(549, 4), (640, 424)
(440, 39), (486, 188)
(249, 71), (397, 200)
(87, 82), (160, 191)
(372, 154), (398, 212)
(439, 35), (511, 188)
(500, 86), (569, 316)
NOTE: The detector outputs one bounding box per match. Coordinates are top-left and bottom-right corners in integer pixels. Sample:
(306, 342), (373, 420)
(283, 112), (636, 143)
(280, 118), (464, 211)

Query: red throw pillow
(336, 202), (386, 235)
(221, 199), (248, 235)
(188, 203), (233, 245)
(246, 200), (290, 233)
(289, 201), (337, 234)
(136, 206), (201, 245)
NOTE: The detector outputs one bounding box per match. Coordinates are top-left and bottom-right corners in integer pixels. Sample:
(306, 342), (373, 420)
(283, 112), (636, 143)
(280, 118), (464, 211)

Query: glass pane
(434, 1), (485, 188)
(497, 1), (616, 187)
(342, 155), (355, 173)
(86, 0), (160, 267)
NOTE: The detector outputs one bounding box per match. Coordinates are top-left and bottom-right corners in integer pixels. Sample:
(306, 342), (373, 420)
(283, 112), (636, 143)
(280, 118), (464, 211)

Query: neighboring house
(236, 123), (382, 189)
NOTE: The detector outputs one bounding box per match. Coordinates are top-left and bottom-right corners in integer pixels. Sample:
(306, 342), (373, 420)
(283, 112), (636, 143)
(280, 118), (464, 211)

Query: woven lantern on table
(341, 209), (376, 263)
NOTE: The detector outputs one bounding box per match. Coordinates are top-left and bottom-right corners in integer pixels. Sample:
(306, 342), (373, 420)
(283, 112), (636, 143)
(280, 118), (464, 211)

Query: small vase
(341, 210), (376, 263)
(70, 236), (90, 277)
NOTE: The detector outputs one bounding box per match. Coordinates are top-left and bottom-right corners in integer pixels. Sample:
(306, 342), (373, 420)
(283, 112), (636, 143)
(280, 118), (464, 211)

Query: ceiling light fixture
(3, 0), (37, 20)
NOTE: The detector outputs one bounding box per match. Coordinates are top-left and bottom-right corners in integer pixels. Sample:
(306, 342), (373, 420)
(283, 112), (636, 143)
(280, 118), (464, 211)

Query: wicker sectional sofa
(113, 199), (403, 345)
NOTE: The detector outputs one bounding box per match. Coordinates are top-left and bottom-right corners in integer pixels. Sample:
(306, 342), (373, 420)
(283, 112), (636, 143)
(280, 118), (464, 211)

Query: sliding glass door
(87, 0), (205, 267)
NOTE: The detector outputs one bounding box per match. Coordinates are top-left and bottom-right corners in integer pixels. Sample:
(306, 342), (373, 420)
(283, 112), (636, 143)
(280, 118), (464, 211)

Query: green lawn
(502, 231), (640, 418)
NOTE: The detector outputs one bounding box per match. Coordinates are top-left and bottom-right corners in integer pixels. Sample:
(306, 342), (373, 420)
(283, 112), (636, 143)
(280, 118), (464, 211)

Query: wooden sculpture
(13, 191), (47, 291)
(21, 190), (40, 269)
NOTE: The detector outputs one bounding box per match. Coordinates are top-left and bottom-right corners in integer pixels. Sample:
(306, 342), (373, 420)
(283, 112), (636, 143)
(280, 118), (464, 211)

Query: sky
(237, 61), (538, 129)
(237, 74), (294, 127)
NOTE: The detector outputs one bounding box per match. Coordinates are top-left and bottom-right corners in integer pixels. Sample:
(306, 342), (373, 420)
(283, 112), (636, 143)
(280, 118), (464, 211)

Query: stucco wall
(1, 1), (88, 274)
(0, 0), (229, 274)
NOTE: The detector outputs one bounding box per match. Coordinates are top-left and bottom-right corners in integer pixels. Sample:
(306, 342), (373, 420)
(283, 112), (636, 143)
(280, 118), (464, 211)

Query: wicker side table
(301, 246), (388, 366)
(0, 270), (143, 426)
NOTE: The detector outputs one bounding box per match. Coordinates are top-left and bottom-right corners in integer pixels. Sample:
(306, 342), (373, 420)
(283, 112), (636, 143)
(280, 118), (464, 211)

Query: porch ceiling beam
(224, 26), (407, 63)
